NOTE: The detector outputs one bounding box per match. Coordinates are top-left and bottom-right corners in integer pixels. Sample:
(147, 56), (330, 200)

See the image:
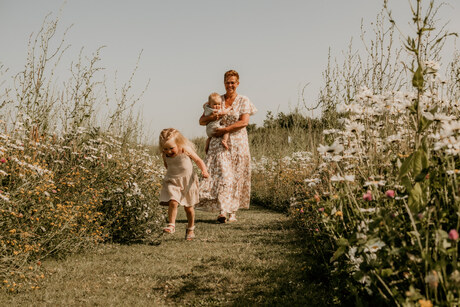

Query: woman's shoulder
(237, 94), (250, 101)
(236, 95), (257, 115)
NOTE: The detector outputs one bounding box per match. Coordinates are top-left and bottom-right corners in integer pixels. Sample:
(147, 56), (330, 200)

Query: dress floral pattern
(198, 95), (257, 213)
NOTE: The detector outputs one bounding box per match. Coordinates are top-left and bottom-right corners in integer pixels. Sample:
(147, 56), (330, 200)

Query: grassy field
(0, 206), (332, 306)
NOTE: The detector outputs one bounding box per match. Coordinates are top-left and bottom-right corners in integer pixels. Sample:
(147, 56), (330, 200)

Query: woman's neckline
(224, 93), (239, 108)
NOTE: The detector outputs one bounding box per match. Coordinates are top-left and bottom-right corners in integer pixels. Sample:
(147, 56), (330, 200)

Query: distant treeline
(247, 110), (324, 133)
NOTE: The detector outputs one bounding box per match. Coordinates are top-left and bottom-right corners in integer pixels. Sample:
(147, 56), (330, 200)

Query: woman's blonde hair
(159, 128), (196, 153)
(224, 70), (239, 82)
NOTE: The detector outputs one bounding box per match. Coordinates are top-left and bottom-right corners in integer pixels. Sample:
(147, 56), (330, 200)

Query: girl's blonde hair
(159, 128), (196, 153)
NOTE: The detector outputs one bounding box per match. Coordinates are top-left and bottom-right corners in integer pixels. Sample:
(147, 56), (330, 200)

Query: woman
(197, 70), (257, 223)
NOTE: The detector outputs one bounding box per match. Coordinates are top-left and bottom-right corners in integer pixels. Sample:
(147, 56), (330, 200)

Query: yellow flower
(418, 299), (433, 307)
(335, 211), (343, 217)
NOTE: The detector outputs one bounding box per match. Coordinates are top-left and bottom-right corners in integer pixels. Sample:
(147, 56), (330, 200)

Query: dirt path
(1, 206), (330, 306)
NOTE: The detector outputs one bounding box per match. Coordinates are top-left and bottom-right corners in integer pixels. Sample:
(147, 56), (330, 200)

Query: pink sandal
(185, 226), (195, 241)
(163, 223), (175, 234)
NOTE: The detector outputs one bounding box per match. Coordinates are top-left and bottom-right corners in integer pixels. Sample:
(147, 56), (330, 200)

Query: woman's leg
(229, 211), (237, 222)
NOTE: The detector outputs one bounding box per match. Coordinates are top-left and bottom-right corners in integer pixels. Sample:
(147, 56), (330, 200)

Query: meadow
(1, 0), (460, 306)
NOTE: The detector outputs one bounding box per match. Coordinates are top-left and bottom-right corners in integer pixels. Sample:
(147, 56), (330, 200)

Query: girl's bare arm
(185, 148), (209, 178)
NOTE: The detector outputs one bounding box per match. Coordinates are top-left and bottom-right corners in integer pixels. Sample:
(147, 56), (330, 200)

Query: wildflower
(314, 194), (320, 202)
(317, 140), (344, 155)
(364, 239), (385, 253)
(418, 299), (433, 307)
(448, 229), (459, 241)
(450, 270), (460, 286)
(359, 207), (376, 213)
(335, 211), (343, 217)
(318, 208), (324, 212)
(363, 191), (372, 201)
(364, 180), (386, 187)
(425, 271), (439, 289)
(385, 190), (395, 198)
(345, 122), (365, 134)
(0, 158), (6, 163)
(300, 208), (304, 213)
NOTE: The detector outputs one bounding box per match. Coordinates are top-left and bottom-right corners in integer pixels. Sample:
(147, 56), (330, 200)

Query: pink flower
(52, 190), (57, 194)
(448, 229), (459, 241)
(315, 228), (319, 232)
(300, 208), (304, 213)
(318, 207), (324, 212)
(385, 190), (395, 198)
(363, 191), (372, 201)
(0, 158), (6, 163)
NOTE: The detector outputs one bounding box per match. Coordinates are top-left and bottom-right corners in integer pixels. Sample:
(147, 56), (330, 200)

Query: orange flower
(418, 299), (433, 307)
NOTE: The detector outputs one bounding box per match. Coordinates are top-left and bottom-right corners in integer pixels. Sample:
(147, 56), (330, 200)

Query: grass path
(1, 206), (331, 306)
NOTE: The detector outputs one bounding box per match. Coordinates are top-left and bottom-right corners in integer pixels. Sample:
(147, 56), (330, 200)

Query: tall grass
(250, 0), (460, 305)
(0, 14), (164, 292)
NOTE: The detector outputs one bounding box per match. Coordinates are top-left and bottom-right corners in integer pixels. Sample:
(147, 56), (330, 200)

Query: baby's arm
(185, 148), (209, 178)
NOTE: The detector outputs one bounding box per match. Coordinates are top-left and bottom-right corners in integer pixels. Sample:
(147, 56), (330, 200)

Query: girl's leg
(168, 200), (179, 224)
(163, 200), (178, 233)
(184, 206), (195, 240)
(184, 206), (195, 229)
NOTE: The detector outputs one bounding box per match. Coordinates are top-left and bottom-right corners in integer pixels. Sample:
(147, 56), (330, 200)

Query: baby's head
(208, 93), (222, 110)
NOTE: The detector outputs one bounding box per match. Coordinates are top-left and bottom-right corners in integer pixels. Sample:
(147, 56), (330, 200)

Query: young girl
(159, 128), (209, 240)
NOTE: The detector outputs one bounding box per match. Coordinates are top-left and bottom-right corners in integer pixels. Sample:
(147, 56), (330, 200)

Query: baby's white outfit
(204, 104), (223, 137)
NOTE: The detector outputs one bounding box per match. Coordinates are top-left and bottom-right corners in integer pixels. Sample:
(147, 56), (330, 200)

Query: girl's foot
(185, 226), (195, 241)
(217, 214), (226, 223)
(163, 223), (175, 234)
(228, 213), (237, 222)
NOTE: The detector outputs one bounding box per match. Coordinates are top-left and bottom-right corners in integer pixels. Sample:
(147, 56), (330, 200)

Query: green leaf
(380, 268), (393, 277)
(412, 66), (424, 90)
(408, 183), (423, 209)
(419, 116), (433, 133)
(330, 245), (346, 262)
(414, 168), (429, 182)
(337, 237), (349, 247)
(413, 150), (423, 176)
(399, 153), (414, 178)
(401, 176), (412, 192)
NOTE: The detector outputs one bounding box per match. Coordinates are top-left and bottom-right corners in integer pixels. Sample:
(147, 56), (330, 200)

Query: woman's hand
(213, 127), (227, 137)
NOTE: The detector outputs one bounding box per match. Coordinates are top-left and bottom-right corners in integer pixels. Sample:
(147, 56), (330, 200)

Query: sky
(1, 0), (459, 140)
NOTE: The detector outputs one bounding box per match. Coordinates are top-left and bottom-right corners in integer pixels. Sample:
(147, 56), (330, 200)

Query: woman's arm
(199, 111), (220, 126)
(185, 148), (209, 178)
(213, 113), (249, 136)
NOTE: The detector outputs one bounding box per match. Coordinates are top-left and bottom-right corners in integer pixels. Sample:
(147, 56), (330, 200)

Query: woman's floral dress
(197, 95), (257, 214)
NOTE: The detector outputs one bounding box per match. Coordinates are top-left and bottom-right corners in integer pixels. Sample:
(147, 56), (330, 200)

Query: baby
(204, 93), (231, 153)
